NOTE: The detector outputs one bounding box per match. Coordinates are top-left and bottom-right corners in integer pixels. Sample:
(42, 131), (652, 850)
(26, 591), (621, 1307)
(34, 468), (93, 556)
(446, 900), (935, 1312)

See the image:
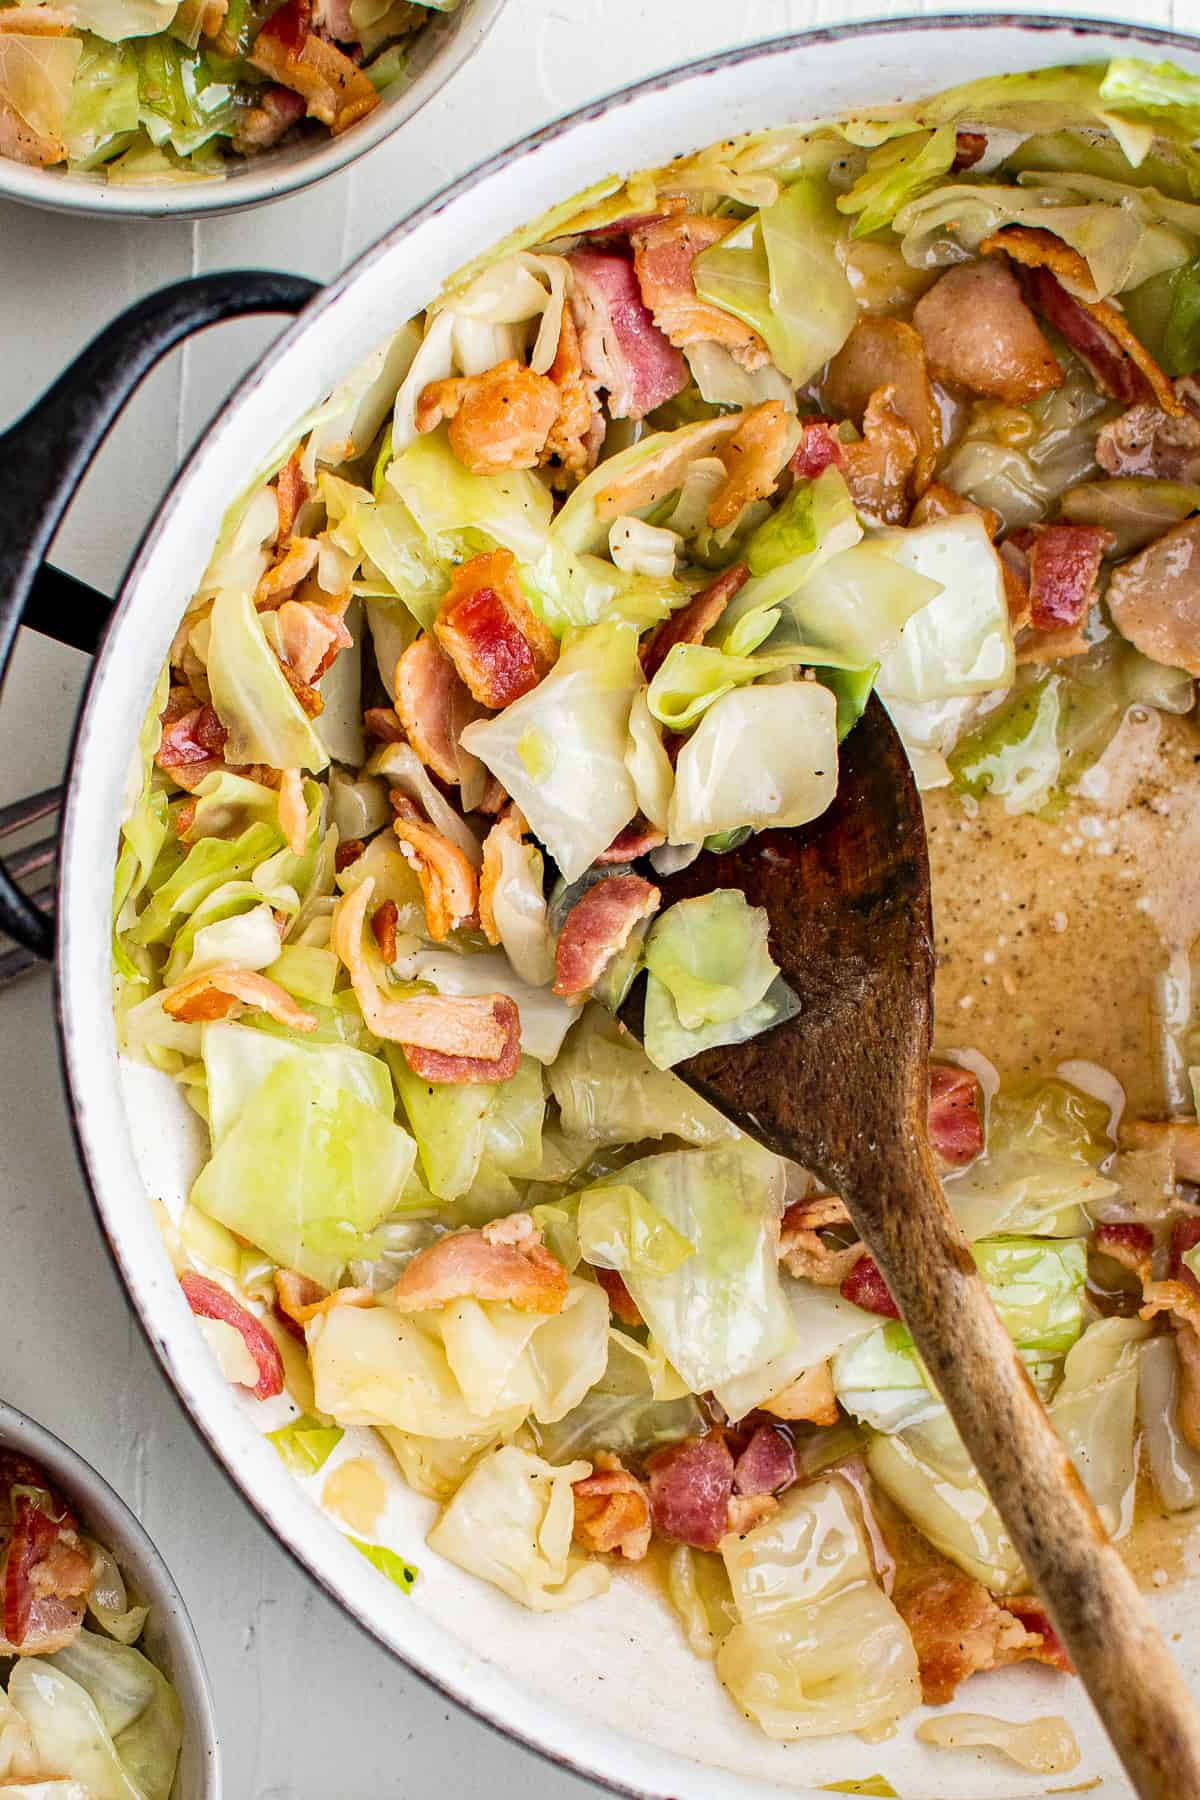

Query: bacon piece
(778, 1222), (863, 1288)
(840, 386), (920, 526)
(156, 695), (228, 771)
(640, 563), (749, 680)
(433, 548), (557, 709)
(335, 837), (365, 872)
(364, 704), (406, 744)
(275, 450), (308, 542)
(1091, 1222), (1154, 1284)
(573, 1455), (652, 1561)
(1106, 516), (1200, 675)
(371, 897), (399, 964)
(393, 634), (477, 786)
(400, 998), (522, 1084)
(726, 1493), (779, 1535)
(313, 0), (365, 39)
(161, 969), (318, 1031)
(391, 807), (480, 942)
(1097, 384), (1200, 481)
(840, 1253), (901, 1319)
(553, 873), (660, 999)
(278, 766), (308, 856)
(249, 0), (379, 134)
(595, 819), (667, 865)
(567, 249), (688, 421)
(417, 359), (560, 475)
(892, 1555), (1066, 1705)
(1004, 1597), (1072, 1674)
(631, 212), (770, 370)
(913, 259), (1063, 405)
(708, 400), (792, 530)
(909, 480), (1001, 539)
(180, 1272), (285, 1400)
(783, 1193), (852, 1232)
(1017, 523), (1114, 632)
(3, 1497), (92, 1655)
(646, 1434), (735, 1551)
(275, 597), (352, 684)
(732, 1425), (796, 1499)
(595, 1266), (642, 1326)
(952, 129), (987, 172)
(928, 1063), (984, 1167)
(255, 536), (320, 608)
(274, 1269), (374, 1332)
(761, 1360), (840, 1425)
(790, 418), (845, 480)
(478, 805), (527, 947)
(825, 315), (940, 491)
(388, 1215), (568, 1315)
(544, 307), (603, 483)
(981, 228), (1180, 414)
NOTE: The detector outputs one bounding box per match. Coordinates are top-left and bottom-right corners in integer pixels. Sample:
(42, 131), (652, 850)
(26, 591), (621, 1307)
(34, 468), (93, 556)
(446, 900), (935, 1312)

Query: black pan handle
(0, 270), (319, 959)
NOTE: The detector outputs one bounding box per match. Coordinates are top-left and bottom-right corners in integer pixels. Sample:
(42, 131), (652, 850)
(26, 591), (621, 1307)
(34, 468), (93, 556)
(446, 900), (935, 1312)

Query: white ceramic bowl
(0, 1397), (220, 1799)
(0, 0), (505, 220)
(36, 14), (1200, 1798)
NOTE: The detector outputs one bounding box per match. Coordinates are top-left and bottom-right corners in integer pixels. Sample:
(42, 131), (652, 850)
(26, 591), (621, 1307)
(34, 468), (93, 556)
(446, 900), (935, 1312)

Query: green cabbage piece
(265, 944), (340, 1007)
(385, 429), (552, 565)
(943, 1075), (1116, 1240)
(711, 1276), (878, 1423)
(27, 1629), (182, 1800)
(387, 1047), (544, 1203)
(1049, 1314), (1149, 1536)
(667, 682), (839, 845)
(716, 1476), (920, 1740)
(63, 35), (139, 166)
(720, 467), (863, 658)
(774, 541), (941, 669)
(207, 585), (329, 773)
(1004, 127), (1200, 201)
(641, 973), (802, 1073)
(646, 640), (856, 732)
(644, 891), (778, 1029)
(577, 1184), (694, 1276)
(876, 517), (1013, 703)
(1161, 255), (1200, 375)
(1098, 58), (1200, 141)
(130, 819), (284, 949)
(532, 1331), (705, 1464)
(191, 1034), (416, 1286)
(521, 539), (684, 638)
(350, 1539), (418, 1594)
(692, 177), (857, 386)
(578, 1142), (793, 1394)
(267, 1415), (344, 1477)
(112, 668), (169, 980)
(84, 1541), (148, 1647)
(547, 1004), (734, 1149)
(135, 37), (235, 158)
(1059, 477), (1200, 555)
(837, 124), (958, 237)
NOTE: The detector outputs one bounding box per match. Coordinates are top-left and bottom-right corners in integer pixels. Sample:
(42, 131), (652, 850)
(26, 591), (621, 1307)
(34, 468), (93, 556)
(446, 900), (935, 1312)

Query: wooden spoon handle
(853, 1141), (1200, 1799)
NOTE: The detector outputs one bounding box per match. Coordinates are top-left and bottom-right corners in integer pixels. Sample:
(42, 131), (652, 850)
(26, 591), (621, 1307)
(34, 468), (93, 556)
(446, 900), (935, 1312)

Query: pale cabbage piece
(547, 1004), (734, 1148)
(364, 742), (483, 868)
(178, 903), (283, 983)
(308, 1279), (609, 1439)
(583, 1143), (795, 1395)
(304, 325), (421, 478)
(685, 342), (796, 413)
(716, 1476), (921, 1740)
(667, 1544), (735, 1660)
(867, 1412), (1025, 1593)
(6, 1662), (139, 1800)
(608, 516), (680, 580)
(668, 682), (839, 845)
(480, 825), (555, 988)
(196, 1315), (259, 1387)
(713, 1279), (879, 1423)
(84, 1543), (148, 1648)
(427, 1445), (610, 1613)
(0, 1683), (38, 1782)
(1049, 1315), (1149, 1536)
(876, 517), (1014, 703)
(916, 1712), (1080, 1775)
(644, 891), (777, 1030)
(533, 1330), (705, 1465)
(45, 1631), (182, 1800)
(386, 429), (553, 566)
(378, 1425), (501, 1503)
(207, 586), (328, 774)
(388, 1048), (505, 1202)
(1140, 1335), (1200, 1513)
(624, 688), (673, 832)
(944, 1076), (1117, 1239)
(577, 1184), (694, 1277)
(642, 973), (801, 1074)
(779, 541), (941, 668)
(460, 623), (642, 881)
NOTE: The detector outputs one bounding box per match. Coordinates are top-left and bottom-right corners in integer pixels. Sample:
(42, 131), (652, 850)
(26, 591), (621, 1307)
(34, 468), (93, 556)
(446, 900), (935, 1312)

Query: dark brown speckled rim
(52, 14), (1200, 1800)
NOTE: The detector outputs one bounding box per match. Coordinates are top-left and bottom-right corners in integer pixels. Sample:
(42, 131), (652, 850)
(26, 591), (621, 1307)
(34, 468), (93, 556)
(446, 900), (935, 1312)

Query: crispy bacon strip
(278, 767), (308, 856)
(364, 704), (406, 744)
(394, 634), (478, 786)
(232, 82), (306, 155)
(388, 1215), (568, 1315)
(371, 897), (399, 964)
(249, 0), (379, 134)
(928, 1063), (984, 1167)
(761, 1360), (840, 1425)
(180, 1273), (285, 1400)
(417, 360), (560, 475)
(913, 259), (1063, 405)
(275, 598), (352, 684)
(595, 819), (666, 864)
(157, 693), (228, 771)
(1091, 1221), (1154, 1285)
(595, 1266), (642, 1326)
(161, 969), (316, 1031)
(840, 1253), (901, 1319)
(391, 803), (480, 942)
(909, 480), (1001, 539)
(567, 249), (688, 421)
(255, 536), (320, 608)
(433, 548), (557, 709)
(553, 874), (660, 1000)
(892, 1552), (1068, 1705)
(275, 450), (308, 542)
(646, 1434), (735, 1552)
(825, 315), (940, 492)
(981, 227), (1180, 415)
(404, 1011), (522, 1084)
(708, 400), (793, 529)
(1016, 523), (1114, 632)
(790, 418), (845, 480)
(274, 1270), (374, 1332)
(573, 1455), (653, 1561)
(631, 212), (770, 370)
(1106, 517), (1200, 677)
(640, 563), (749, 681)
(840, 386), (920, 526)
(544, 307), (603, 483)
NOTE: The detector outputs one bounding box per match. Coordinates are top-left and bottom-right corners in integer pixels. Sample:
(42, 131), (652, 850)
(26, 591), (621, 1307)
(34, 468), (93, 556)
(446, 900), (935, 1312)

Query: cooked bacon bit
(909, 480), (1001, 539)
(274, 1269), (374, 1333)
(840, 386), (920, 526)
(825, 315), (940, 491)
(371, 898), (399, 964)
(640, 563), (749, 681)
(595, 819), (667, 864)
(646, 1434), (735, 1551)
(732, 1425), (796, 1499)
(1106, 516), (1200, 676)
(179, 1272), (285, 1400)
(232, 82), (307, 155)
(417, 360), (560, 475)
(567, 249), (688, 421)
(255, 536), (320, 608)
(335, 837), (365, 872)
(275, 451), (308, 543)
(952, 129), (987, 172)
(1097, 382), (1200, 480)
(1091, 1222), (1154, 1284)
(433, 548), (557, 709)
(782, 1193), (852, 1232)
(391, 807), (480, 942)
(892, 1554), (1064, 1705)
(553, 874), (660, 1000)
(400, 996), (522, 1084)
(631, 212), (770, 370)
(479, 776), (508, 814)
(573, 1455), (652, 1561)
(1015, 524), (1114, 632)
(928, 1063), (984, 1167)
(249, 0), (379, 134)
(727, 1493), (779, 1535)
(840, 1253), (901, 1319)
(313, 0), (362, 40)
(161, 968), (318, 1031)
(275, 596), (352, 685)
(544, 306), (603, 483)
(982, 227), (1181, 414)
(478, 806), (526, 948)
(708, 400), (793, 530)
(595, 1266), (642, 1326)
(761, 1360), (840, 1425)
(913, 260), (1064, 406)
(1004, 1597), (1073, 1674)
(278, 658), (324, 718)
(157, 696), (228, 771)
(364, 705), (406, 743)
(278, 767), (308, 856)
(790, 418), (845, 480)
(3, 1497), (92, 1656)
(394, 634), (477, 785)
(388, 1216), (568, 1315)
(778, 1224), (863, 1288)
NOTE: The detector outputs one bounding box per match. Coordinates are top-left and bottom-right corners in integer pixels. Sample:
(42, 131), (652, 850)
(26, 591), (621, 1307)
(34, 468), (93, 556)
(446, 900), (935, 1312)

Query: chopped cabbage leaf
(267, 1414), (344, 1478)
(202, 1019), (392, 1144)
(837, 125), (958, 237)
(130, 820), (284, 949)
(349, 1538), (418, 1594)
(876, 518), (1014, 703)
(33, 1630), (182, 1800)
(1050, 1315), (1149, 1537)
(642, 970), (800, 1072)
(395, 947), (578, 1065)
(716, 1476), (920, 1740)
(112, 667), (169, 979)
(534, 1331), (705, 1464)
(547, 1004), (734, 1149)
(647, 640), (855, 732)
(83, 1542), (148, 1647)
(777, 542), (941, 669)
(427, 1445), (610, 1612)
(207, 585), (328, 773)
(713, 1277), (878, 1423)
(944, 1076), (1117, 1239)
(722, 467), (862, 658)
(866, 1411), (1025, 1593)
(577, 1184), (695, 1276)
(668, 683), (839, 845)
(0, 32), (80, 150)
(388, 1047), (545, 1202)
(915, 1712), (1081, 1775)
(644, 890), (779, 1029)
(385, 429), (552, 565)
(378, 1425), (502, 1503)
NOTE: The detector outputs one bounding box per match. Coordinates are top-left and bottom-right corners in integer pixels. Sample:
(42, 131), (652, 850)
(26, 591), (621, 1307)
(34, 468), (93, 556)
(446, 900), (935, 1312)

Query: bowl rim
(0, 1395), (222, 1798)
(56, 11), (1200, 1799)
(0, 0), (508, 221)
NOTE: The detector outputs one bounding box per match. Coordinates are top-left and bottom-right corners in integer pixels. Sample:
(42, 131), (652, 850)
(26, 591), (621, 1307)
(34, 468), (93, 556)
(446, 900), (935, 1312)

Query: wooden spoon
(621, 693), (1200, 1798)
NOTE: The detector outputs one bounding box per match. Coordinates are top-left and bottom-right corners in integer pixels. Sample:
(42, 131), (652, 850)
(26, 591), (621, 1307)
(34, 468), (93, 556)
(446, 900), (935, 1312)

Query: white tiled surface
(0, 1), (1189, 1792)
